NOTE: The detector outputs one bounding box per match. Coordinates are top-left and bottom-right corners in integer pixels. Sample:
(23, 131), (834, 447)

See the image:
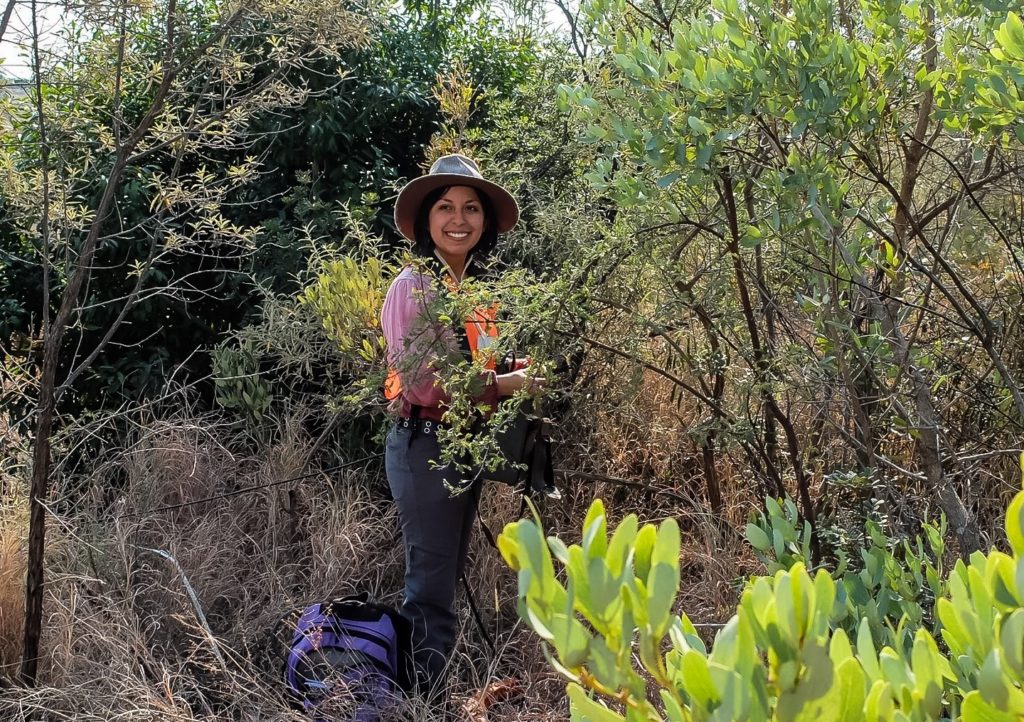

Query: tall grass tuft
(0, 497), (26, 679)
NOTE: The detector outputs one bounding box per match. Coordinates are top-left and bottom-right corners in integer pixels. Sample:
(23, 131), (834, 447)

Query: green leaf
(647, 561), (679, 636)
(651, 517), (680, 569)
(587, 555), (622, 623)
(911, 630), (945, 716)
(1000, 609), (1024, 679)
(497, 520), (524, 569)
(857, 619), (882, 681)
(937, 597), (969, 656)
(634, 524), (656, 582)
(962, 690), (1016, 722)
(688, 115), (709, 135)
(978, 650), (1011, 709)
(700, 622), (733, 675)
(587, 636), (624, 691)
(864, 679), (892, 721)
(741, 224), (764, 248)
(830, 628), (854, 663)
(568, 683), (626, 722)
(660, 689), (687, 722)
(878, 648), (910, 691)
(995, 12), (1024, 61)
(524, 601), (554, 641)
(606, 515), (637, 575)
(709, 664), (749, 721)
(551, 585), (591, 668)
(987, 552), (1019, 609)
(695, 143), (713, 168)
(811, 570), (836, 637)
(519, 518), (557, 603)
(547, 533), (570, 565)
(774, 568), (799, 644)
(657, 170), (682, 189)
(834, 657), (867, 722)
(746, 522), (771, 551)
(1007, 491), (1024, 556)
(773, 526), (786, 559)
(681, 649), (719, 711)
(583, 499), (609, 560)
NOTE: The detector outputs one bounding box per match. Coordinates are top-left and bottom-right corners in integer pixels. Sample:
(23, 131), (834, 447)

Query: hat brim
(394, 174), (519, 241)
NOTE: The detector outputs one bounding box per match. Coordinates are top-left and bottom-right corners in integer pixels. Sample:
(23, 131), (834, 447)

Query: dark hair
(410, 184), (499, 274)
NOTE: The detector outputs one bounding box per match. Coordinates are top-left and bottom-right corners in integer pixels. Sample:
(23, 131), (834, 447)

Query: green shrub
(746, 496), (946, 655)
(498, 458), (1024, 721)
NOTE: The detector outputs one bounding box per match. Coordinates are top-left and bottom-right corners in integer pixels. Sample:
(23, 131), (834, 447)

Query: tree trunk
(815, 205), (982, 555)
(719, 171), (818, 558)
(20, 377), (55, 685)
(692, 303), (725, 514)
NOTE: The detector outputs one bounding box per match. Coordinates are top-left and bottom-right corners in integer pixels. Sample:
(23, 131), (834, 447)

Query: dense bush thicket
(544, 0), (1024, 554)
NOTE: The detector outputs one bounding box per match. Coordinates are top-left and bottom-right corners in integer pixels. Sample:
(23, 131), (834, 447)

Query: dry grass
(0, 408), (27, 680)
(4, 355), (1008, 719)
(0, 496), (26, 679)
(0, 412), (572, 721)
(0, 359), (863, 720)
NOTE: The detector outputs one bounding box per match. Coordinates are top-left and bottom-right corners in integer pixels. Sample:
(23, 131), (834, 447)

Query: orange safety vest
(383, 275), (499, 401)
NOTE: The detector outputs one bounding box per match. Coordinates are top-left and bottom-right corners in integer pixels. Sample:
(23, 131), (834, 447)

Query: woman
(380, 154), (539, 695)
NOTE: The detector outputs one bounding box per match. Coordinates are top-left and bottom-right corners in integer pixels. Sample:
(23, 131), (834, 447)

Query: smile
(445, 231), (471, 239)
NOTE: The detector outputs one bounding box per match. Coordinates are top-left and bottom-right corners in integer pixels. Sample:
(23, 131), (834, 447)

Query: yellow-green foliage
(499, 457), (1024, 721)
(299, 256), (389, 362)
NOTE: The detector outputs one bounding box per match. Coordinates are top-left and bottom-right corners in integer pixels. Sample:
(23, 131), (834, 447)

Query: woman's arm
(495, 368), (544, 396)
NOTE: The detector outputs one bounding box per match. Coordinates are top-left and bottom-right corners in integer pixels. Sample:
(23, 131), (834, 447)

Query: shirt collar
(433, 250), (473, 285)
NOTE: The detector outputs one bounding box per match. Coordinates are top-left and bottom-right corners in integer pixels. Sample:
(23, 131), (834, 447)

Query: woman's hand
(495, 368), (545, 397)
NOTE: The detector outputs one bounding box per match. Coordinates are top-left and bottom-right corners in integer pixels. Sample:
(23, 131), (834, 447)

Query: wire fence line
(112, 449), (700, 521)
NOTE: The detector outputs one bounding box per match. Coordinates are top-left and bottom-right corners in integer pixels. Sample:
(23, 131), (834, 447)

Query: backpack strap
(326, 592), (370, 611)
(460, 573), (497, 658)
(529, 422), (561, 500)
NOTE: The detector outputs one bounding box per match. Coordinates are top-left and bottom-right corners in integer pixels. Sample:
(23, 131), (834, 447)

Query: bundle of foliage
(745, 495), (946, 655)
(210, 222), (396, 442)
(499, 458), (1024, 721)
(237, 3), (543, 294)
(211, 231), (574, 466)
(1, 0), (391, 686)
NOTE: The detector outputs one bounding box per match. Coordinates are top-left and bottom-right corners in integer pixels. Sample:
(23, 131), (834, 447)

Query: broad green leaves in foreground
(500, 470), (1024, 721)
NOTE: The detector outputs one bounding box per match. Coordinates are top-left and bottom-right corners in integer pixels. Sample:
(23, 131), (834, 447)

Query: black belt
(396, 417), (447, 435)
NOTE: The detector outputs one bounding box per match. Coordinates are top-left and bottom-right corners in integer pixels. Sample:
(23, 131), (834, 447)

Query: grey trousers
(385, 422), (479, 694)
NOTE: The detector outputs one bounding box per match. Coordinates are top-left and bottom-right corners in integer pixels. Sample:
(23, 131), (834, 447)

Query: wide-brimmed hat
(393, 154), (519, 241)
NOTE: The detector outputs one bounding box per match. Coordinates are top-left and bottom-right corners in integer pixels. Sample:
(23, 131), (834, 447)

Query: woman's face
(428, 185), (485, 269)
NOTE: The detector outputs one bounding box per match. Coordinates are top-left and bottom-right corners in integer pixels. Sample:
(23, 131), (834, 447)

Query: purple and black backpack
(283, 593), (412, 721)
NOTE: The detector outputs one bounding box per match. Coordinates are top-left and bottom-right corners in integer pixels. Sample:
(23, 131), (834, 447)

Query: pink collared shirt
(381, 265), (499, 419)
